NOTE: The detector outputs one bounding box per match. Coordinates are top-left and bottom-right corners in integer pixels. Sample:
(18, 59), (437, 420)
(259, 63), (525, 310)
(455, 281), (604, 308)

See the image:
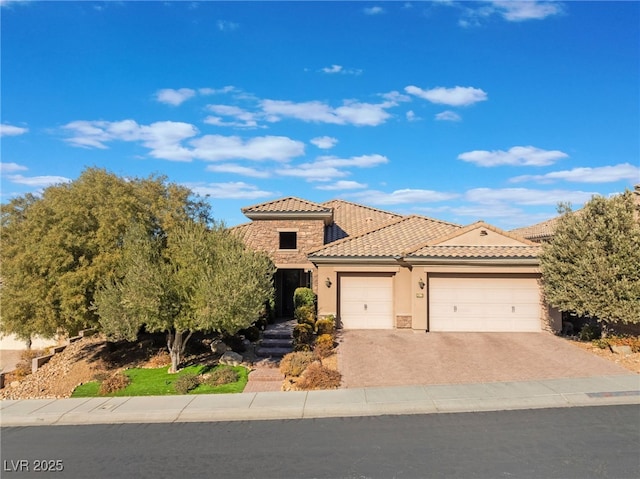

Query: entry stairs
(256, 319), (295, 358)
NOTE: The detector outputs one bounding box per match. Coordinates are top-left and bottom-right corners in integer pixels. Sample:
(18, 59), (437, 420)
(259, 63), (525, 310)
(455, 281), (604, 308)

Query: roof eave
(243, 211), (334, 224)
(406, 257), (540, 266)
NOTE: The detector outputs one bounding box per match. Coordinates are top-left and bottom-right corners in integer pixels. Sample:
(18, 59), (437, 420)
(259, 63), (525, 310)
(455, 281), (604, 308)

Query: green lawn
(71, 364), (248, 397)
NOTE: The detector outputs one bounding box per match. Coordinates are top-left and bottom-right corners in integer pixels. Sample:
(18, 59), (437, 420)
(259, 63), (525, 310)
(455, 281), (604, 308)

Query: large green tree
(0, 168), (209, 345)
(94, 221), (275, 372)
(539, 190), (640, 325)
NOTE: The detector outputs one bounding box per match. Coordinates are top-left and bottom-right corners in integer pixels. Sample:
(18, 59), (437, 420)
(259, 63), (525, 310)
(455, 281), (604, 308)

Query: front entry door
(275, 269), (310, 318)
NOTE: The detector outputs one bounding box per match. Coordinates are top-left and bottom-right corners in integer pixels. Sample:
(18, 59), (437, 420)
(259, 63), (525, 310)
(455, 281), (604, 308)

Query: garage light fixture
(325, 277), (332, 288)
(418, 278), (425, 289)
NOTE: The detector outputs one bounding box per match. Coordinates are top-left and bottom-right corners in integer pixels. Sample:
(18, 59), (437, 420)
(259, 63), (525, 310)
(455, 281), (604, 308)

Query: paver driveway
(337, 330), (633, 388)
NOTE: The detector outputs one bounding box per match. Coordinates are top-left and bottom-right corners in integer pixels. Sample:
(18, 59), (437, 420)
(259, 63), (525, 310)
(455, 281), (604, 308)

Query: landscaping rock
(610, 344), (633, 355)
(210, 340), (229, 355)
(219, 351), (243, 366)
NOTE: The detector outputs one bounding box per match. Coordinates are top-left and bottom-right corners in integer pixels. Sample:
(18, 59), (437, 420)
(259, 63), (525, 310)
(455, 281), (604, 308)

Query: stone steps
(256, 320), (295, 358)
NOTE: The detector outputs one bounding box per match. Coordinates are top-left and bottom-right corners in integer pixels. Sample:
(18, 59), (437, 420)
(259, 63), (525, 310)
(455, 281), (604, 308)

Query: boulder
(219, 351), (243, 366)
(211, 340), (229, 355)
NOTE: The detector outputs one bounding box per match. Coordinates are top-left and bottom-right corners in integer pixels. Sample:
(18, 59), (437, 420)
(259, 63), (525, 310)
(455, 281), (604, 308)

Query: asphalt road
(1, 405), (639, 478)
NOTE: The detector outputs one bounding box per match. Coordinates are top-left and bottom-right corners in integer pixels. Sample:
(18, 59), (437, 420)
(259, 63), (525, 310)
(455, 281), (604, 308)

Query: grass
(71, 364), (248, 397)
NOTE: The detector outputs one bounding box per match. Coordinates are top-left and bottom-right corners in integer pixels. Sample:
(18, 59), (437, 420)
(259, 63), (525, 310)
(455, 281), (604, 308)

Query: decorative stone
(610, 344), (633, 355)
(211, 340), (229, 355)
(219, 351), (243, 366)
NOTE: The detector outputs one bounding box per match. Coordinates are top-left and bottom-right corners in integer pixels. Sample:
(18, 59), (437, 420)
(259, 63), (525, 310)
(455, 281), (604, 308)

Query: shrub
(223, 334), (246, 353)
(13, 349), (46, 378)
(297, 362), (342, 390)
(294, 287), (316, 309)
(240, 326), (261, 342)
(592, 338), (610, 350)
(204, 366), (239, 386)
(295, 304), (316, 326)
(99, 371), (131, 395)
(293, 323), (314, 347)
(579, 323), (601, 341)
(314, 342), (334, 360)
(279, 351), (315, 377)
(316, 317), (336, 336)
(174, 373), (200, 394)
(146, 350), (171, 368)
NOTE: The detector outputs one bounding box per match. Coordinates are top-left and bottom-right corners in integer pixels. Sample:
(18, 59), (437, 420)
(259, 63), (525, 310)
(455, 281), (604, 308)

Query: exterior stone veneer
(240, 218), (326, 291)
(396, 315), (412, 329)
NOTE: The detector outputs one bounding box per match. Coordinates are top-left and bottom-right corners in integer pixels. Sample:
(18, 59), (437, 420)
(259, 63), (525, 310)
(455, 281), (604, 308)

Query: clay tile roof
(309, 215), (461, 258)
(407, 244), (541, 259)
(242, 196), (331, 215)
(510, 217), (561, 242)
(322, 199), (403, 243)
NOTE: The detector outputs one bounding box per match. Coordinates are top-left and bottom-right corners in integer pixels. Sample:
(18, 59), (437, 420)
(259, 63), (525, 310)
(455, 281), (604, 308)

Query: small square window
(279, 231), (297, 250)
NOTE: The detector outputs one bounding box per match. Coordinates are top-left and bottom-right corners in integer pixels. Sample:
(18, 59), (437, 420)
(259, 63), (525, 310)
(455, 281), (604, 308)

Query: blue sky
(1, 1), (638, 229)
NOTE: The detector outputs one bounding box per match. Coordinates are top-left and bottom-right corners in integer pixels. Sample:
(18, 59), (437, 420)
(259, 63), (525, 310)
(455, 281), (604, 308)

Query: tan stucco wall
(439, 227), (528, 246)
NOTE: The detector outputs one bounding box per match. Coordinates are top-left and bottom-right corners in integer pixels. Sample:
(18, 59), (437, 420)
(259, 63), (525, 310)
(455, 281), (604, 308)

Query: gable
(438, 223), (533, 247)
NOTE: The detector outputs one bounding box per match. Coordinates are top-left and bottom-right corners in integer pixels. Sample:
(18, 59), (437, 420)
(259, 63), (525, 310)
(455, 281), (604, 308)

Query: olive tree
(0, 168), (209, 344)
(539, 190), (640, 325)
(95, 221), (275, 373)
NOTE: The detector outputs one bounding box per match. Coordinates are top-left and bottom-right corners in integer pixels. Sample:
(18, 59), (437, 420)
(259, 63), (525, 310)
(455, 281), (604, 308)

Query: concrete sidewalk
(1, 374), (638, 427)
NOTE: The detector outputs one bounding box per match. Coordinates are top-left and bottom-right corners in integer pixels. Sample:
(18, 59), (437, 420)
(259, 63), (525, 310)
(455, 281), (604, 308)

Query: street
(2, 405), (639, 478)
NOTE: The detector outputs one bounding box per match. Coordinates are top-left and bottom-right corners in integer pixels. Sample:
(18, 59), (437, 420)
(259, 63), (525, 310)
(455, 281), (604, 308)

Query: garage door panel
(340, 276), (393, 329)
(429, 275), (541, 332)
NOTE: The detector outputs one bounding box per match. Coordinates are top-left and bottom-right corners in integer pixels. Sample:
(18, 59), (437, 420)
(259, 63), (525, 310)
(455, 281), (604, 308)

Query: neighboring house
(233, 197), (562, 333)
(511, 184), (640, 243)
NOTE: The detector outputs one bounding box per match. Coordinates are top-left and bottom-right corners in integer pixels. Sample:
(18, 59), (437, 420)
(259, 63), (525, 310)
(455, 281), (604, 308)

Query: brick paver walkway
(337, 330), (632, 389)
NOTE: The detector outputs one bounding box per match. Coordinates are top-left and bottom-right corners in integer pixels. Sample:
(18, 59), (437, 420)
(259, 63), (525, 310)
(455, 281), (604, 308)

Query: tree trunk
(166, 329), (194, 373)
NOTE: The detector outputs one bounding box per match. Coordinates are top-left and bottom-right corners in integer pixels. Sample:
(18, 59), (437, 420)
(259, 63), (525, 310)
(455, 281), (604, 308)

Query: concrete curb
(1, 374), (638, 427)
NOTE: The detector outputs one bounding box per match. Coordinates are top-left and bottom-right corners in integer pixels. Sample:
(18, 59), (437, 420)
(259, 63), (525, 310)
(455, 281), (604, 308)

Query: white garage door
(340, 275), (393, 329)
(429, 275), (541, 332)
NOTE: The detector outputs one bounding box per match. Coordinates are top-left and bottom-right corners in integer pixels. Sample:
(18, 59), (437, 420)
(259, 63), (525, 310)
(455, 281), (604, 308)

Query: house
(233, 197), (562, 333)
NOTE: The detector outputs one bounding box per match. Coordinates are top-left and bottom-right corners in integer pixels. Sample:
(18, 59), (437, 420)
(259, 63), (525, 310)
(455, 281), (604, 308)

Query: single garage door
(340, 275), (393, 329)
(429, 274), (541, 332)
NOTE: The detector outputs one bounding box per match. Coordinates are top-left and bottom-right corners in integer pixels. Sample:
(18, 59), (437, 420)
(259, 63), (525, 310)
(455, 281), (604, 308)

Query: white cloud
(364, 6), (384, 15)
(405, 85), (488, 106)
(510, 163), (640, 184)
(0, 162), (28, 174)
(62, 120), (198, 161)
(155, 88), (196, 106)
(465, 187), (595, 206)
(199, 86), (237, 95)
(217, 20), (239, 31)
(435, 110), (461, 122)
(320, 64), (363, 75)
(0, 124), (28, 136)
(406, 111), (420, 122)
(311, 136), (338, 149)
(191, 135), (305, 162)
(205, 163), (270, 178)
(277, 165), (348, 182)
(261, 99), (393, 126)
(205, 104), (259, 128)
(352, 188), (459, 205)
(458, 146), (568, 167)
(381, 91), (411, 103)
(188, 181), (272, 200)
(276, 154), (388, 182)
(314, 154), (389, 169)
(6, 174), (71, 188)
(491, 1), (563, 22)
(316, 181), (367, 191)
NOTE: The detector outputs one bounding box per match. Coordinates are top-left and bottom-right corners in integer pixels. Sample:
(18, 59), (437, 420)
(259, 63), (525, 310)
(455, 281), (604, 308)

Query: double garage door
(428, 274), (541, 332)
(338, 273), (541, 331)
